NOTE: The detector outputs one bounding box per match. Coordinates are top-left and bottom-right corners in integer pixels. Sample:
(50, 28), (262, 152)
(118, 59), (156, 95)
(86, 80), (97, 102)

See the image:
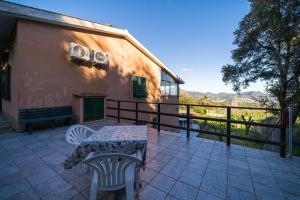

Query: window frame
(160, 70), (179, 97)
(0, 64), (11, 101)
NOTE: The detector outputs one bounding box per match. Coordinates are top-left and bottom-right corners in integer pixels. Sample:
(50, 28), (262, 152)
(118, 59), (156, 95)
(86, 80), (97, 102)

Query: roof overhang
(0, 1), (184, 84)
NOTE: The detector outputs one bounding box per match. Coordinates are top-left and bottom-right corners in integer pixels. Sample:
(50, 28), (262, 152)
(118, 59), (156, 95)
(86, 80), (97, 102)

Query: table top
(64, 125), (147, 169)
(84, 125), (148, 143)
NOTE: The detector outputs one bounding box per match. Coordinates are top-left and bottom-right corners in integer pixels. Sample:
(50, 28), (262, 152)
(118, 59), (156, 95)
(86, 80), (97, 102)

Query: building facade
(0, 2), (183, 131)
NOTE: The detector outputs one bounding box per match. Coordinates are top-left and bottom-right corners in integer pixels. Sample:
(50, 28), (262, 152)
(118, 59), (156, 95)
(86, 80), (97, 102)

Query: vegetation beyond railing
(106, 99), (288, 157)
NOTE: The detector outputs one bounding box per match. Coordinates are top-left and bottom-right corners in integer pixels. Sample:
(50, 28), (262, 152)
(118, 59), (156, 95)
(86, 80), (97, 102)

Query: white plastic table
(64, 125), (147, 169)
(84, 125), (147, 144)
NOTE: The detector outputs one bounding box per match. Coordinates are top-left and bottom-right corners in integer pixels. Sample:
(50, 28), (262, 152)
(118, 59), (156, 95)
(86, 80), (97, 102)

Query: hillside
(180, 89), (266, 103)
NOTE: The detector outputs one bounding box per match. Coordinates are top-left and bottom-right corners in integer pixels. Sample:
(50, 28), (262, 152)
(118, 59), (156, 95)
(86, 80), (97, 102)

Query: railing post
(288, 107), (293, 159)
(280, 109), (287, 157)
(186, 105), (190, 138)
(226, 107), (231, 146)
(157, 103), (161, 132)
(135, 102), (139, 125)
(117, 100), (120, 123)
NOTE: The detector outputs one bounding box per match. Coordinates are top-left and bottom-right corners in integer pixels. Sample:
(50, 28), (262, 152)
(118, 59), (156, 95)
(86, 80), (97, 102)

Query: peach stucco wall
(3, 19), (179, 130)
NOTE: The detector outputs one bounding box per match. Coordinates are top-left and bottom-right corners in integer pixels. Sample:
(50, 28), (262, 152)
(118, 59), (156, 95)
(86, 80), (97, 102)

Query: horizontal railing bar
(191, 116), (227, 123)
(107, 107), (136, 113)
(159, 123), (187, 130)
(106, 99), (158, 105)
(107, 115), (158, 125)
(107, 115), (135, 122)
(108, 106), (280, 129)
(137, 110), (157, 115)
(108, 107), (152, 114)
(189, 128), (228, 137)
(230, 134), (281, 146)
(119, 108), (136, 113)
(106, 107), (117, 110)
(107, 115), (185, 130)
(191, 116), (281, 128)
(230, 119), (281, 128)
(137, 119), (158, 125)
(188, 128), (281, 145)
(160, 112), (182, 117)
(106, 99), (280, 111)
(106, 114), (118, 118)
(107, 114), (281, 145)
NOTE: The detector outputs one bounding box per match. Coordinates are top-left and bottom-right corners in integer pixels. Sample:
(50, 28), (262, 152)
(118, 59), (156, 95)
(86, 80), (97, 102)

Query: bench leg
(64, 118), (72, 126)
(50, 120), (55, 129)
(27, 124), (32, 135)
(69, 118), (73, 125)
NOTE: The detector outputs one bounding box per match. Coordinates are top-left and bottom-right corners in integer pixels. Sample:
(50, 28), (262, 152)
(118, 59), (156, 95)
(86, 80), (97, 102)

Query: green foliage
(179, 92), (276, 121)
(221, 0), (300, 123)
(193, 107), (206, 115)
(180, 92), (282, 150)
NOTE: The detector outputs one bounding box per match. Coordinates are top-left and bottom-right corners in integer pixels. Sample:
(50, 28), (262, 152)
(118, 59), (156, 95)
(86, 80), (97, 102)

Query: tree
(221, 0), (300, 124)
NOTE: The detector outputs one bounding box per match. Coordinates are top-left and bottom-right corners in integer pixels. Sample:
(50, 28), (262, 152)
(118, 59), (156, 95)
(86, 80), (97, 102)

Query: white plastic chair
(65, 124), (98, 146)
(84, 153), (142, 200)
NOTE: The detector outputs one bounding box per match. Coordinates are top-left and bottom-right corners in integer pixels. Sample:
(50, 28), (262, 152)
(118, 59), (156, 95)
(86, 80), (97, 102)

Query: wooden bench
(19, 106), (75, 134)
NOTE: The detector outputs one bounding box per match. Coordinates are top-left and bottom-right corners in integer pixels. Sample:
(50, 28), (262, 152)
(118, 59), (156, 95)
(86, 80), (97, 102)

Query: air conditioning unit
(69, 42), (90, 62)
(92, 50), (109, 66)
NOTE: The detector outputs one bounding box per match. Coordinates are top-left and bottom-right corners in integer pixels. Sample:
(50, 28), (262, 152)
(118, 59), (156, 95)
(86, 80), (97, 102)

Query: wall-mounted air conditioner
(92, 50), (109, 67)
(69, 42), (90, 62)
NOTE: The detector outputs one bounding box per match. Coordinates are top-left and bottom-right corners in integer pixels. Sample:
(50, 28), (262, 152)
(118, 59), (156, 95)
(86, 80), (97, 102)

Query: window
(160, 70), (178, 96)
(0, 65), (11, 101)
(170, 82), (177, 96)
(160, 80), (168, 96)
(133, 76), (148, 97)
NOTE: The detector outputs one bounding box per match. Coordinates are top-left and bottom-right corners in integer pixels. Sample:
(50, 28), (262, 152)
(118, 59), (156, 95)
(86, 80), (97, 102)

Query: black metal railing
(106, 99), (287, 157)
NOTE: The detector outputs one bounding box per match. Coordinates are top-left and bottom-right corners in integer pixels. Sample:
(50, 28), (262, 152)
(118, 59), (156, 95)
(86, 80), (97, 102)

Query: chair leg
(135, 168), (140, 194)
(90, 181), (97, 200)
(125, 181), (135, 200)
(90, 172), (98, 200)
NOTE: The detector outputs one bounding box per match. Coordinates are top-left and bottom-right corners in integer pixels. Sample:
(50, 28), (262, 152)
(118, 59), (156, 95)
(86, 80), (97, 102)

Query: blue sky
(8, 0), (265, 93)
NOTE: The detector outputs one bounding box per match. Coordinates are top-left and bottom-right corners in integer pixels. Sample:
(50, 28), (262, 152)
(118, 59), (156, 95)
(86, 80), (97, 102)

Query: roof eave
(0, 1), (184, 84)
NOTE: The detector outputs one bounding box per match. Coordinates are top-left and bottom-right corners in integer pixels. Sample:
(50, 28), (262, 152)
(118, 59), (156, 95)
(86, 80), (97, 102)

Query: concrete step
(0, 127), (13, 133)
(0, 118), (7, 123)
(0, 114), (13, 133)
(0, 122), (10, 129)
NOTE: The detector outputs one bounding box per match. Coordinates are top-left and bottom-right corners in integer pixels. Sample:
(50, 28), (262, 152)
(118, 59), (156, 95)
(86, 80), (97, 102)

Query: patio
(0, 120), (300, 200)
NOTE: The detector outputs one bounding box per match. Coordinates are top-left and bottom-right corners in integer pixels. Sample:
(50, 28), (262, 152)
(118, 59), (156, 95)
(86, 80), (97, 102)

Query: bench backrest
(19, 106), (73, 120)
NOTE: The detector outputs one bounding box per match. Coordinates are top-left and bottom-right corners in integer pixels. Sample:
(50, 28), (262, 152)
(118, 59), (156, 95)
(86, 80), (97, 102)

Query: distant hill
(180, 89), (266, 103)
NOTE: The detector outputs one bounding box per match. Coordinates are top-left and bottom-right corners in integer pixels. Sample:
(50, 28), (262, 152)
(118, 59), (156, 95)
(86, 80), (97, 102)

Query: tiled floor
(0, 120), (300, 200)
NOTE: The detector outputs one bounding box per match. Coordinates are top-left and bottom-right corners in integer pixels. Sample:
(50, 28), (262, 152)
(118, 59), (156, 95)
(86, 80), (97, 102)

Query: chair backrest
(84, 153), (141, 190)
(65, 124), (97, 145)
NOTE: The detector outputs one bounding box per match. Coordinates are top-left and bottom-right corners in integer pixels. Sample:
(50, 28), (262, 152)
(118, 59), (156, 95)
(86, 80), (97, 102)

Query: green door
(83, 97), (104, 122)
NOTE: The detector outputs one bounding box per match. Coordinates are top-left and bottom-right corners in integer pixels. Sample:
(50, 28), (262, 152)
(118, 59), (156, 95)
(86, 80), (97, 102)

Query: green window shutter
(133, 76), (147, 97)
